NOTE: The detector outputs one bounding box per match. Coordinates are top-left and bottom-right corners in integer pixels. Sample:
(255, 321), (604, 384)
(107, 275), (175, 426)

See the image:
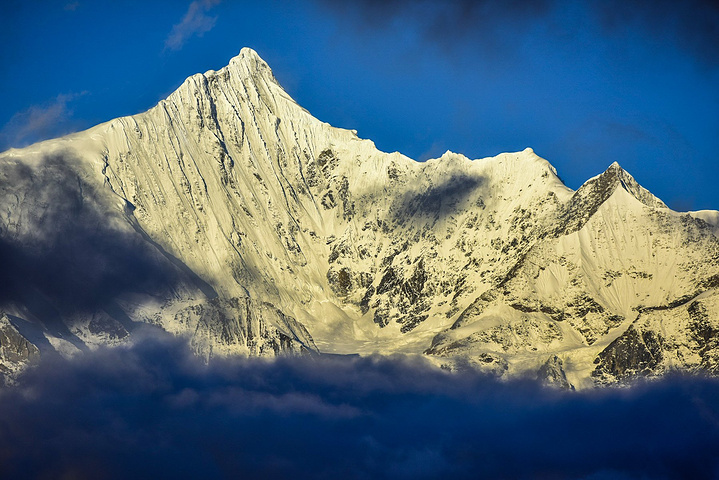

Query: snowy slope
(427, 164), (719, 387)
(0, 48), (717, 387)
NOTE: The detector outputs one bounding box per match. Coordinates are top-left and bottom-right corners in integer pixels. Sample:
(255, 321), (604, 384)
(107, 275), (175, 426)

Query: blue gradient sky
(2, 0), (718, 210)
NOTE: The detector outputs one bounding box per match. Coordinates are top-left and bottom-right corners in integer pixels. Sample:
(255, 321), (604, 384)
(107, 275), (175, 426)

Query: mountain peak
(157, 46), (290, 127)
(228, 47), (272, 75)
(558, 161), (668, 235)
(600, 162), (667, 210)
(572, 161), (667, 210)
(239, 46), (261, 58)
(4, 45), (718, 390)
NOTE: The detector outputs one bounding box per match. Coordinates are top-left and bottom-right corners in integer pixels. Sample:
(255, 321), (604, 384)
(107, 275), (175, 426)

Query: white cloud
(0, 92), (86, 151)
(164, 0), (221, 51)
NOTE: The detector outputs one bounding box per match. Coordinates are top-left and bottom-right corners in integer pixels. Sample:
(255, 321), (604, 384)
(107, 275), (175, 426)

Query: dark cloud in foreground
(0, 153), (184, 312)
(1, 332), (718, 480)
(317, 0), (719, 68)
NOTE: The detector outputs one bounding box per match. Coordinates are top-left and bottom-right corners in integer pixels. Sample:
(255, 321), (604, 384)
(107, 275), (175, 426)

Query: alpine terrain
(1, 48), (718, 389)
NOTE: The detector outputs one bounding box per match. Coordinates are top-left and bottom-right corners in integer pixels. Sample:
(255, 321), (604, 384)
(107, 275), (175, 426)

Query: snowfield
(1, 48), (718, 388)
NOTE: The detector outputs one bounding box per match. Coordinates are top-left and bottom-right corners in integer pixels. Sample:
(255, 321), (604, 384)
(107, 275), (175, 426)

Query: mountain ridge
(0, 48), (717, 388)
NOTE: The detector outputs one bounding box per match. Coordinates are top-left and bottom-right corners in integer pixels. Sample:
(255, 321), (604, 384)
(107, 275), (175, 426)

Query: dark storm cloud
(316, 0), (554, 31)
(0, 153), (182, 312)
(591, 0), (719, 68)
(317, 0), (554, 58)
(317, 0), (719, 67)
(1, 332), (718, 480)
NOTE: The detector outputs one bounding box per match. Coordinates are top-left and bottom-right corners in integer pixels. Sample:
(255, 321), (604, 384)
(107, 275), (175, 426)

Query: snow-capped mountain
(1, 48), (717, 388)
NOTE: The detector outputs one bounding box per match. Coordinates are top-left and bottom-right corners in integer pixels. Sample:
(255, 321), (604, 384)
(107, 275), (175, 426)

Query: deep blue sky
(1, 0), (718, 210)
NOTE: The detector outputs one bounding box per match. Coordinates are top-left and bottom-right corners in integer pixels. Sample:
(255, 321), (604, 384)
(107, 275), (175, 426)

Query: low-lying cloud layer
(1, 331), (717, 479)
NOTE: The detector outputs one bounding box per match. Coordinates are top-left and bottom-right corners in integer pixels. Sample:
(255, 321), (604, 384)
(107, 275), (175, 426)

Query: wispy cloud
(164, 0), (221, 52)
(0, 92), (86, 151)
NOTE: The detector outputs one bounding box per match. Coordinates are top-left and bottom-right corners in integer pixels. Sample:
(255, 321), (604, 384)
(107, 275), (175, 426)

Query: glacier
(0, 48), (718, 388)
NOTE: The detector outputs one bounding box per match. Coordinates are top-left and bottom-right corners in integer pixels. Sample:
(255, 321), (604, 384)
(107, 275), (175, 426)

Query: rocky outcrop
(592, 289), (719, 384)
(169, 296), (317, 359)
(537, 355), (574, 390)
(592, 326), (664, 383)
(0, 315), (40, 384)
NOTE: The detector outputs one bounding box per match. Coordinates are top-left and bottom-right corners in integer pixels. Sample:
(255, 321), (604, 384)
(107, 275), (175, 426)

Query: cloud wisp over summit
(1, 332), (718, 480)
(165, 0), (222, 52)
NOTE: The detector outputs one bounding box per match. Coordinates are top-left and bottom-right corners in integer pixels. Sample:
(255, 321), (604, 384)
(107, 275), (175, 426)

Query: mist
(0, 152), (189, 313)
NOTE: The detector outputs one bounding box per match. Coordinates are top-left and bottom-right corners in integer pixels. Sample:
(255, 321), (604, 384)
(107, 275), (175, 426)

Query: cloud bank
(1, 332), (718, 479)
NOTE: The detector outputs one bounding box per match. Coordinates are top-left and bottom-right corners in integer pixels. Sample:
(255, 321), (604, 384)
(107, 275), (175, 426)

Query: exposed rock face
(537, 355), (574, 390)
(168, 296), (317, 359)
(0, 315), (40, 384)
(592, 326), (665, 383)
(592, 290), (719, 384)
(0, 48), (717, 387)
